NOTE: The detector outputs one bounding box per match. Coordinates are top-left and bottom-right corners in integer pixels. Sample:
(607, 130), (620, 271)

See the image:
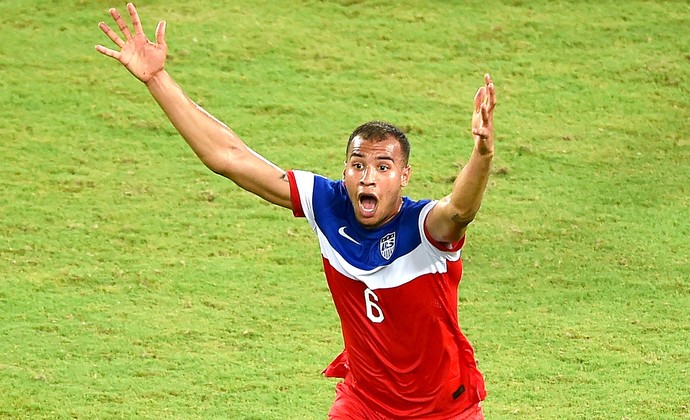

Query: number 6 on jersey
(364, 288), (384, 323)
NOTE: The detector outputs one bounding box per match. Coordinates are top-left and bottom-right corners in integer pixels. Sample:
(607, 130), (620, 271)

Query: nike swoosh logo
(338, 226), (361, 245)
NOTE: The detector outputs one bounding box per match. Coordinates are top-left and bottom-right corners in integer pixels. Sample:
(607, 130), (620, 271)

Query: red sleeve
(423, 221), (465, 252)
(286, 170), (304, 218)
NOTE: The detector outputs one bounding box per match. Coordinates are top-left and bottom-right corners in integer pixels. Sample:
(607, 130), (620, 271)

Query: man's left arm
(426, 74), (497, 245)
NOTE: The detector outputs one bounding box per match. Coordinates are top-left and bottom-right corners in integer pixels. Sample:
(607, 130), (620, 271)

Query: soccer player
(96, 4), (496, 419)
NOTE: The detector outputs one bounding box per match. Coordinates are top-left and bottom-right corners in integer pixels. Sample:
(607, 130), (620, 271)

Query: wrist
(144, 70), (168, 88)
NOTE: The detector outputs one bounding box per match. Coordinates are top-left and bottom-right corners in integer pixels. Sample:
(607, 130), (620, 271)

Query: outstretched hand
(96, 3), (167, 83)
(471, 74), (496, 156)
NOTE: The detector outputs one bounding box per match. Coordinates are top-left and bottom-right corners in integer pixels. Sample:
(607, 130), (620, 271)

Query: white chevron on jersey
(290, 170), (461, 290)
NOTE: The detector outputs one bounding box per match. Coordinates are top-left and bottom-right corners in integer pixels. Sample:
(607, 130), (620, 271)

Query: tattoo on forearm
(280, 172), (288, 182)
(451, 213), (470, 227)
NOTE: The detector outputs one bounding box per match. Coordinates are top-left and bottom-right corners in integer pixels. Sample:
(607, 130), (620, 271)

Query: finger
(128, 3), (145, 36)
(110, 7), (133, 40)
(98, 22), (125, 49)
(155, 20), (167, 47)
(95, 44), (121, 60)
(487, 82), (496, 112)
(481, 103), (490, 126)
(483, 74), (495, 108)
(473, 87), (486, 113)
(472, 127), (489, 140)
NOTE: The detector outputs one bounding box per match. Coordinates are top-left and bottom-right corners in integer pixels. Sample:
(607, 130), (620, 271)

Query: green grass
(1, 0), (689, 418)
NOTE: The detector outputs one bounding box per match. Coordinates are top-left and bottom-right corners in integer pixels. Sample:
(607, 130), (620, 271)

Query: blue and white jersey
(286, 169), (486, 418)
(288, 170), (462, 290)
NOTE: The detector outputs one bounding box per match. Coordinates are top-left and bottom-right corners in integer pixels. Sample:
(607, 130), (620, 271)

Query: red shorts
(328, 380), (485, 420)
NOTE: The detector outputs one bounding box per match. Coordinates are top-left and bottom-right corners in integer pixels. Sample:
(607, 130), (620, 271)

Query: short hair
(346, 121), (411, 165)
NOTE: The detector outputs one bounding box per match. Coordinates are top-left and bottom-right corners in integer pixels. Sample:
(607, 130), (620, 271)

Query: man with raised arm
(97, 4), (496, 419)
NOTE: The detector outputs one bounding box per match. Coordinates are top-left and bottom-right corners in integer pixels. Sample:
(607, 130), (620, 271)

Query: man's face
(343, 135), (410, 229)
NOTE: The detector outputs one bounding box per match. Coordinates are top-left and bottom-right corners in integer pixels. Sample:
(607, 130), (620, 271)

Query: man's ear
(342, 161), (347, 179)
(401, 165), (411, 187)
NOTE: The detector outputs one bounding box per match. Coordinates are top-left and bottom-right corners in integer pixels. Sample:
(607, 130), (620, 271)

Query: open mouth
(358, 193), (378, 217)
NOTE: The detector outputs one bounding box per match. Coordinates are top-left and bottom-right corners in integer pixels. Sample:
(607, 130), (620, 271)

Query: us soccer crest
(379, 232), (396, 260)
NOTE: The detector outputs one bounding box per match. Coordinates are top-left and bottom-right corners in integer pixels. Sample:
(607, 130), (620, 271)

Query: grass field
(1, 0), (689, 418)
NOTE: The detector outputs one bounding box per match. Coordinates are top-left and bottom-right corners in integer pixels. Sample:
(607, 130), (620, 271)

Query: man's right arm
(96, 3), (291, 209)
(145, 71), (292, 208)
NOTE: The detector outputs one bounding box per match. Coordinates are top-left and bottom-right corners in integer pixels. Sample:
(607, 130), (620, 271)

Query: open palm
(471, 74), (496, 156)
(96, 3), (167, 83)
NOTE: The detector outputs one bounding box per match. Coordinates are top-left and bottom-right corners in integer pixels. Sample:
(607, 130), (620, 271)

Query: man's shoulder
(293, 170), (343, 195)
(402, 196), (432, 209)
(399, 197), (434, 222)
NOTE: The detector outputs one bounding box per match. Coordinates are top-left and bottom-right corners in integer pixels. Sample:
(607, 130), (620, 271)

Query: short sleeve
(286, 170), (318, 231)
(418, 201), (463, 261)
